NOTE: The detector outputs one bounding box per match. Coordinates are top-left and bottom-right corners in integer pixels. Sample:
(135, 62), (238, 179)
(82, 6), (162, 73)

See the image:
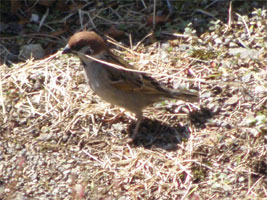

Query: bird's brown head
(62, 31), (108, 56)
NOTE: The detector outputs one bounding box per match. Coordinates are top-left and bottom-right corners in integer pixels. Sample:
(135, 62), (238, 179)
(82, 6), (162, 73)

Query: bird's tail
(170, 88), (199, 103)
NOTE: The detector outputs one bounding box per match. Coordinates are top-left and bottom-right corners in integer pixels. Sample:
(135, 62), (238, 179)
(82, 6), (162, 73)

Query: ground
(0, 1), (266, 199)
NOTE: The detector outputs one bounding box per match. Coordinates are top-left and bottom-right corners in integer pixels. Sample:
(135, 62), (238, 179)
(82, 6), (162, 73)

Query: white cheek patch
(90, 79), (100, 91)
(83, 72), (89, 82)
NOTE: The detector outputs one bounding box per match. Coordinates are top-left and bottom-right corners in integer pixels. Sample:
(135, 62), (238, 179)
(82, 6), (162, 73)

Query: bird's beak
(62, 44), (71, 54)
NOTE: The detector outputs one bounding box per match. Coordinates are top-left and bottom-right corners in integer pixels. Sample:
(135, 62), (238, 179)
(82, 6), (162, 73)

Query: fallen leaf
(225, 96), (239, 105)
(146, 15), (170, 26)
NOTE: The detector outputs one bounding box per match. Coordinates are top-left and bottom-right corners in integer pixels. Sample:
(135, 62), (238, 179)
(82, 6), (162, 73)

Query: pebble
(20, 44), (45, 60)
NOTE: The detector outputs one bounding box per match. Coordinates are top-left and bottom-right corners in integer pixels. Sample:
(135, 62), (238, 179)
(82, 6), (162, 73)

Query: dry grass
(0, 1), (266, 199)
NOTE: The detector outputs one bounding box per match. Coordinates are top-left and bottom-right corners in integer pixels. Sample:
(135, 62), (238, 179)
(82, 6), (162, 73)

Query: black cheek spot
(109, 74), (121, 82)
(85, 47), (94, 55)
(136, 77), (143, 86)
(81, 60), (86, 67)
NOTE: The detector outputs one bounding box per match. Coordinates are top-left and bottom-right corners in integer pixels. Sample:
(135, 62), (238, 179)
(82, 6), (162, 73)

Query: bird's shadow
(129, 118), (189, 150)
(129, 107), (213, 150)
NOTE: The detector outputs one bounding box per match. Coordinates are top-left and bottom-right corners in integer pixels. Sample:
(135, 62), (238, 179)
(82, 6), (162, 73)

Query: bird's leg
(131, 112), (143, 140)
(103, 111), (125, 123)
(131, 118), (142, 140)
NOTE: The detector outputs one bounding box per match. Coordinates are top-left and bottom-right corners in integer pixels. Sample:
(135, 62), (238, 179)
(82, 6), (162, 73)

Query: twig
(181, 180), (192, 200)
(133, 32), (153, 50)
(78, 9), (84, 30)
(105, 37), (139, 55)
(161, 32), (198, 39)
(246, 176), (264, 195)
(82, 150), (104, 166)
(236, 13), (251, 38)
(86, 11), (97, 30)
(228, 0), (233, 28)
(195, 9), (217, 20)
(153, 0), (156, 29)
(140, 0), (147, 9)
(0, 71), (6, 115)
(38, 8), (49, 32)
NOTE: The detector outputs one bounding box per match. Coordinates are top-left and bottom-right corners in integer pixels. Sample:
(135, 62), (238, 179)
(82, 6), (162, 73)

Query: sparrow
(62, 31), (199, 139)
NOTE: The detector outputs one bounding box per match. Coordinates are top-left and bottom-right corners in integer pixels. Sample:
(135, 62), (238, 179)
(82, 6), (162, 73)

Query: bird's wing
(106, 50), (135, 70)
(103, 51), (199, 102)
(105, 65), (169, 95)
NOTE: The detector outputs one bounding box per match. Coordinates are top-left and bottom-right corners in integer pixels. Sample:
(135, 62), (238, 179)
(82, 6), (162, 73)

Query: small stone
(180, 106), (190, 114)
(225, 96), (239, 105)
(30, 14), (39, 23)
(229, 42), (238, 47)
(214, 38), (222, 44)
(238, 176), (245, 182)
(37, 134), (53, 141)
(62, 135), (69, 143)
(201, 91), (213, 98)
(229, 48), (263, 59)
(241, 73), (252, 82)
(20, 44), (45, 60)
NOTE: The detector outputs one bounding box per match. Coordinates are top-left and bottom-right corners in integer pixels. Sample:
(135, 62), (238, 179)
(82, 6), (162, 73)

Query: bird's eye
(84, 46), (94, 55)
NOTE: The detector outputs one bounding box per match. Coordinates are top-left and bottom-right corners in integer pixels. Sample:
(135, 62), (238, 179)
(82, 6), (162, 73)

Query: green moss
(190, 49), (219, 60)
